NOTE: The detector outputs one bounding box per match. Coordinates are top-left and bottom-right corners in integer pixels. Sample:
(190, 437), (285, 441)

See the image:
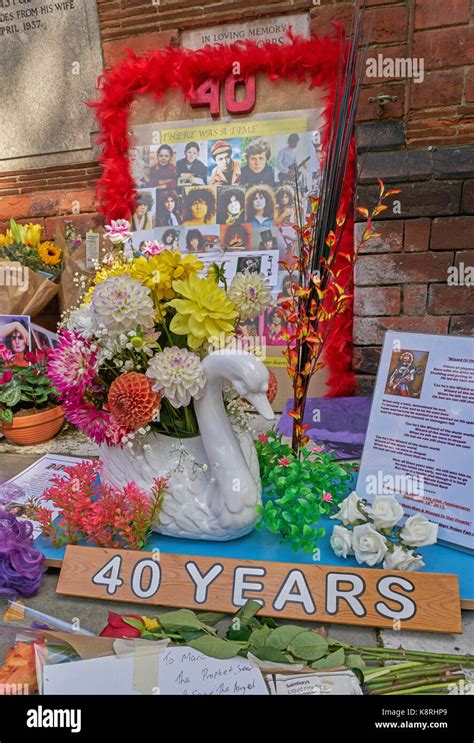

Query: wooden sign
(56, 546), (462, 634)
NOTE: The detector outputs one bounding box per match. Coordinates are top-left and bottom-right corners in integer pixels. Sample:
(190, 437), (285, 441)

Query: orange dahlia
(108, 372), (160, 431)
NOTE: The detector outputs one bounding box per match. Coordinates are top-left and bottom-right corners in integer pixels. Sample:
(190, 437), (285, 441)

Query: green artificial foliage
(255, 429), (353, 553)
(0, 353), (57, 422)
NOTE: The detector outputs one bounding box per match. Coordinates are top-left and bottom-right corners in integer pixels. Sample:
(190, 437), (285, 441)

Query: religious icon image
(384, 349), (429, 399)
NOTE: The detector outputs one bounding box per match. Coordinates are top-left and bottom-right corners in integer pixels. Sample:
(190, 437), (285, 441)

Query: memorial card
(357, 331), (473, 552)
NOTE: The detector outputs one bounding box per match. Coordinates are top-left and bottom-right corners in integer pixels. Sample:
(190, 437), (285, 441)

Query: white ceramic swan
(99, 350), (274, 541)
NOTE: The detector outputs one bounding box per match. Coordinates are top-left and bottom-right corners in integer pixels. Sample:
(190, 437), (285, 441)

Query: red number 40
(190, 74), (256, 118)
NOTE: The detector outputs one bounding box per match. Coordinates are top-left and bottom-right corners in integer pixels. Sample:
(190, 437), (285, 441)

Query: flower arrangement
(0, 347), (57, 424)
(47, 220), (272, 446)
(255, 430), (353, 552)
(0, 219), (62, 278)
(94, 600), (474, 697)
(27, 460), (168, 550)
(330, 492), (438, 571)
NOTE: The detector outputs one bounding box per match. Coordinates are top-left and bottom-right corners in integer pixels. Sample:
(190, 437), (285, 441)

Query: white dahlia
(146, 346), (206, 408)
(228, 271), (272, 321)
(67, 305), (96, 339)
(91, 275), (155, 336)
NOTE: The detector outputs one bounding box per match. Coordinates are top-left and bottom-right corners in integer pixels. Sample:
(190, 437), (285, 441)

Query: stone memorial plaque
(0, 0), (102, 161)
(181, 13), (310, 50)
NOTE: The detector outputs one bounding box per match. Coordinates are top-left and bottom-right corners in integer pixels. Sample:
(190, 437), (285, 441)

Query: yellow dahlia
(129, 256), (174, 301)
(153, 250), (203, 282)
(169, 273), (238, 349)
(37, 241), (62, 266)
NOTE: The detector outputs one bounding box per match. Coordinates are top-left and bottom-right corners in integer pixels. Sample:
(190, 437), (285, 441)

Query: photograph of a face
(31, 323), (59, 352)
(0, 315), (31, 366)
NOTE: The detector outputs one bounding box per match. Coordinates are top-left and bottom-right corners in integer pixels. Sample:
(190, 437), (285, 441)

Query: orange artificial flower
(0, 641), (39, 694)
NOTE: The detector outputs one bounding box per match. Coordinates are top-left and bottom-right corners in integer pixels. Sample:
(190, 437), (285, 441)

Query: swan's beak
(246, 392), (275, 420)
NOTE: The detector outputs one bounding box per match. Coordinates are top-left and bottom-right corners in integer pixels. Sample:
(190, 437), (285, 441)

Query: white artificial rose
(383, 545), (425, 572)
(330, 491), (368, 526)
(368, 496), (404, 530)
(400, 514), (438, 547)
(352, 523), (388, 567)
(330, 525), (354, 558)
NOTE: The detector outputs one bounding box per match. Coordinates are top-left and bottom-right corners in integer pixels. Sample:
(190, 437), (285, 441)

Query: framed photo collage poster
(130, 104), (324, 408)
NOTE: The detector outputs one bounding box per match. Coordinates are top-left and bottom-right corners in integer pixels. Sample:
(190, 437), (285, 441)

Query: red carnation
(108, 372), (160, 431)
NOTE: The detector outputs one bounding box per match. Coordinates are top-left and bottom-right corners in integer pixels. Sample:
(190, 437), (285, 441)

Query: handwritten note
(158, 647), (268, 696)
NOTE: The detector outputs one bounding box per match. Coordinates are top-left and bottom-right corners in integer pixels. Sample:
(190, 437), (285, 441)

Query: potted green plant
(0, 345), (63, 445)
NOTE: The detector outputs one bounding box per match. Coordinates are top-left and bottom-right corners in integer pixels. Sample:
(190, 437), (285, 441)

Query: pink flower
(278, 456), (291, 467)
(322, 491), (333, 503)
(312, 444), (325, 453)
(103, 416), (133, 447)
(62, 401), (111, 446)
(0, 344), (14, 363)
(47, 331), (99, 400)
(258, 434), (268, 443)
(0, 370), (13, 385)
(105, 219), (131, 244)
(142, 240), (164, 257)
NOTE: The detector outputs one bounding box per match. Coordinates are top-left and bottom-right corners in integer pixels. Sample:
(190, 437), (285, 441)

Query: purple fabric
(0, 482), (26, 508)
(0, 511), (44, 598)
(277, 396), (373, 459)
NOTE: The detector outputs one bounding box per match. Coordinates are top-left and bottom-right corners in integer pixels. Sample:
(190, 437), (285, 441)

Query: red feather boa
(91, 33), (356, 396)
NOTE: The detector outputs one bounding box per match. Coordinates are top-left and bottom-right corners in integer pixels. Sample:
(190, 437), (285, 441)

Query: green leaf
(311, 647), (345, 670)
(288, 631), (329, 661)
(227, 625), (252, 642)
(345, 653), (366, 669)
(195, 612), (226, 626)
(0, 408), (13, 423)
(248, 625), (272, 649)
(188, 635), (244, 660)
(179, 630), (206, 642)
(157, 609), (205, 632)
(264, 625), (307, 651)
(122, 616), (145, 631)
(0, 386), (21, 407)
(236, 599), (262, 624)
(251, 646), (297, 664)
(140, 631), (163, 642)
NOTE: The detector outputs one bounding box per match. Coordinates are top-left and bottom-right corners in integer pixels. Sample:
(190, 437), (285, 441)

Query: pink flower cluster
(29, 461), (168, 550)
(47, 330), (129, 446)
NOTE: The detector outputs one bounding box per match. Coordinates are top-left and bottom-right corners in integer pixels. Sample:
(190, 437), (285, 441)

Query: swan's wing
(234, 427), (261, 489)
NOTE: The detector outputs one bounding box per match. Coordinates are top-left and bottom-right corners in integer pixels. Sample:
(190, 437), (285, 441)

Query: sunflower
(168, 273), (238, 349)
(37, 241), (62, 265)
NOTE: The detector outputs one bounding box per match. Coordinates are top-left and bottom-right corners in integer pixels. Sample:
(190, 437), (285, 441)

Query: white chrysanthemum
(67, 305), (96, 338)
(91, 275), (155, 336)
(146, 346), (206, 408)
(228, 271), (272, 321)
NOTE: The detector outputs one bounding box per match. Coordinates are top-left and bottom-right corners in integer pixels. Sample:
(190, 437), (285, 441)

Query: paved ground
(0, 432), (472, 667)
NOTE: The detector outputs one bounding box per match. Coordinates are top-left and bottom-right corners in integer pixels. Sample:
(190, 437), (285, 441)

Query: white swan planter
(100, 350), (274, 541)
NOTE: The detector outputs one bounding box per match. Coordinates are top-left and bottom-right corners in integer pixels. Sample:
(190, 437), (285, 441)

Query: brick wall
(0, 0), (472, 391)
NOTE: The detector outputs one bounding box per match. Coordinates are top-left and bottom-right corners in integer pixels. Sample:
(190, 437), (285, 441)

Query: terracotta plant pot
(1, 405), (64, 446)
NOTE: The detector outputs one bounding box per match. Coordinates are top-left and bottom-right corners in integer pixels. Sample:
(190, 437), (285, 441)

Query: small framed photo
(0, 315), (31, 366)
